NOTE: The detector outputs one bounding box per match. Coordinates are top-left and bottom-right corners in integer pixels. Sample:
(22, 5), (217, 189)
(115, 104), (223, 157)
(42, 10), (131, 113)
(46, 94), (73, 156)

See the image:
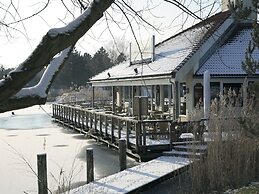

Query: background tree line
(1, 46), (127, 90)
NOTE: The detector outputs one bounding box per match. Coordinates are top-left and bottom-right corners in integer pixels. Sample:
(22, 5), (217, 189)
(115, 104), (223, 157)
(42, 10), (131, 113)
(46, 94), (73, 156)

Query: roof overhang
(91, 74), (173, 87)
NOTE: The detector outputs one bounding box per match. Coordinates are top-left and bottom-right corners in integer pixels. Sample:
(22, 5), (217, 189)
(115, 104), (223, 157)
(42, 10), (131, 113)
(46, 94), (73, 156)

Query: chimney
(151, 35), (155, 61)
(221, 0), (257, 21)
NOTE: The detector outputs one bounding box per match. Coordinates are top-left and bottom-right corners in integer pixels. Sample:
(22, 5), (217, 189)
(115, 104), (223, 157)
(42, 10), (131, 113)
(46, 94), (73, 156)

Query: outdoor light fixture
(134, 68), (138, 74)
(107, 72), (111, 77)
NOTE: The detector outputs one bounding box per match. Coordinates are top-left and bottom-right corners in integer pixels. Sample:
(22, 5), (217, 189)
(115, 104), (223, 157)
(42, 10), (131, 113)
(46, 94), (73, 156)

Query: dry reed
(190, 83), (259, 193)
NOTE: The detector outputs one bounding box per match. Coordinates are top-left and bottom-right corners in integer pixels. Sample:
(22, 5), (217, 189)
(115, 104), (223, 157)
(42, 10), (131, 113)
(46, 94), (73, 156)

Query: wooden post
(112, 86), (116, 112)
(143, 123), (146, 146)
(73, 108), (76, 127)
(37, 154), (48, 194)
(118, 119), (121, 139)
(55, 104), (58, 119)
(135, 123), (140, 153)
(86, 148), (94, 183)
(57, 105), (60, 119)
(151, 86), (154, 112)
(79, 109), (83, 132)
(99, 115), (103, 136)
(69, 107), (72, 124)
(85, 110), (89, 129)
(105, 116), (108, 137)
(92, 86), (95, 108)
(168, 85), (172, 114)
(169, 122), (173, 150)
(111, 117), (114, 142)
(63, 106), (66, 122)
(59, 105), (61, 119)
(126, 121), (130, 149)
(119, 139), (127, 171)
(90, 112), (93, 129)
(67, 106), (70, 122)
(52, 104), (55, 118)
(82, 109), (85, 130)
(65, 106), (68, 122)
(160, 85), (165, 112)
(61, 106), (64, 121)
(71, 107), (74, 125)
(94, 113), (97, 132)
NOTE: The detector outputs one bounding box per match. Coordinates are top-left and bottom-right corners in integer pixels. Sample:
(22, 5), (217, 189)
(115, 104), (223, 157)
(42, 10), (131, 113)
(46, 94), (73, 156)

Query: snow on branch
(15, 47), (72, 99)
(0, 46), (73, 113)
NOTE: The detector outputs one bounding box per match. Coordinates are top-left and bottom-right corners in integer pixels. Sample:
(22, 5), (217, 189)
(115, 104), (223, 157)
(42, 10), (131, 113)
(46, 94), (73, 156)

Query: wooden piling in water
(119, 139), (127, 171)
(86, 148), (94, 183)
(37, 153), (48, 194)
(118, 119), (121, 139)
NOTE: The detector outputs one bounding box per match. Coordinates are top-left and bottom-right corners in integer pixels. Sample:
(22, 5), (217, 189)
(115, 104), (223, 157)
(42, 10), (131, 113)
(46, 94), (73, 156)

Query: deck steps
(163, 142), (207, 159)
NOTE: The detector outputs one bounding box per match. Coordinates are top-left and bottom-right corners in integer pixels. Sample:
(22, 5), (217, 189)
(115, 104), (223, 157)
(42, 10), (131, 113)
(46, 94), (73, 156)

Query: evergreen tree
(91, 47), (113, 75)
(115, 52), (127, 64)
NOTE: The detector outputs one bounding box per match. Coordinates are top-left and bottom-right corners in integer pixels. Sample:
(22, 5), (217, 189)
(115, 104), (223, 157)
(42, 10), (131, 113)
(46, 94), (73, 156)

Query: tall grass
(190, 83), (259, 193)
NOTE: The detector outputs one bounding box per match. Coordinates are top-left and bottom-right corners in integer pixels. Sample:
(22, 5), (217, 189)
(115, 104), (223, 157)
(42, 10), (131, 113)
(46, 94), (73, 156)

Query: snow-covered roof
(196, 25), (259, 77)
(91, 11), (231, 82)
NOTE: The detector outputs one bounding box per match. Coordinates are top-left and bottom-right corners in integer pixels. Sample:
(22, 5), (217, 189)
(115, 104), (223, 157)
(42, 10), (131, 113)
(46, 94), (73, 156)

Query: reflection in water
(7, 134), (18, 137)
(36, 134), (51, 136)
(53, 144), (69, 147)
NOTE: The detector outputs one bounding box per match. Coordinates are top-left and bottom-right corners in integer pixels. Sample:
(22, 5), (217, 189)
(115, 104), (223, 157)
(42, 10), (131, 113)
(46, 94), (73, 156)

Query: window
(223, 83), (242, 95)
(210, 82), (220, 100)
(194, 83), (203, 107)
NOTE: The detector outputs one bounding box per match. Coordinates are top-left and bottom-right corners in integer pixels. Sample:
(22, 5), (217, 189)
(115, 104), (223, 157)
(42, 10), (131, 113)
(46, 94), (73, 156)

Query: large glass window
(223, 83), (242, 95)
(194, 83), (203, 107)
(210, 82), (220, 100)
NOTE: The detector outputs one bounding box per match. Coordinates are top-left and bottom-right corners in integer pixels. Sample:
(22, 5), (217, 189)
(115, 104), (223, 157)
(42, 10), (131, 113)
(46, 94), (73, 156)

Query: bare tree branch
(0, 0), (114, 106)
(0, 46), (74, 113)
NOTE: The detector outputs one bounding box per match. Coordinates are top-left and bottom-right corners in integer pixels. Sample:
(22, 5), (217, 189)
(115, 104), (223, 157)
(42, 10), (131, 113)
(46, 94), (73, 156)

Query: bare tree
(0, 0), (219, 113)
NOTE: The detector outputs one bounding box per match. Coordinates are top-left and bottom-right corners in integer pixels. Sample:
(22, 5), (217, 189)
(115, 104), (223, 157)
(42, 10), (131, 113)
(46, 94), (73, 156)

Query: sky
(0, 0), (222, 69)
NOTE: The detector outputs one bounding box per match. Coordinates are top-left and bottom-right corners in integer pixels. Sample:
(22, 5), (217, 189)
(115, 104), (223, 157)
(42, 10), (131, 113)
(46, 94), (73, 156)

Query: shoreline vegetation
(189, 82), (259, 194)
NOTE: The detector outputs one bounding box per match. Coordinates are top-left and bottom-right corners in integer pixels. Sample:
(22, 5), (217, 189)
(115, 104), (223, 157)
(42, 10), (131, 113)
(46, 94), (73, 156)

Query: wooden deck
(52, 103), (204, 161)
(69, 156), (192, 194)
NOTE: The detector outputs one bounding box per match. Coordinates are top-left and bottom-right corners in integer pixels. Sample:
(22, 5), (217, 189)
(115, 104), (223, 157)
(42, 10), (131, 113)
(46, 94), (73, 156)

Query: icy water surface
(0, 105), (137, 194)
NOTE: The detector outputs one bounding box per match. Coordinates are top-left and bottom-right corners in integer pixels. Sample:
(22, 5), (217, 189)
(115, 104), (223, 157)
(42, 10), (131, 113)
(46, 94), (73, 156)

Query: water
(0, 105), (138, 194)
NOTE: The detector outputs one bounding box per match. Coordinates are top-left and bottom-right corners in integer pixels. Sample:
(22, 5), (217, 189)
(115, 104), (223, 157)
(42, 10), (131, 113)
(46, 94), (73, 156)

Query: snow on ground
(0, 104), (52, 118)
(70, 156), (192, 194)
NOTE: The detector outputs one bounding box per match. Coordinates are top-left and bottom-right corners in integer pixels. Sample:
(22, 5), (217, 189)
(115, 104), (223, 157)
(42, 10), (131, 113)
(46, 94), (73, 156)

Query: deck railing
(52, 103), (202, 156)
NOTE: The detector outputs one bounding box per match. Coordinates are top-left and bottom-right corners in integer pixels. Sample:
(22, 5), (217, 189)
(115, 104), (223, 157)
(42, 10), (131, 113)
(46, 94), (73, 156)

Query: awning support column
(91, 86), (95, 108)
